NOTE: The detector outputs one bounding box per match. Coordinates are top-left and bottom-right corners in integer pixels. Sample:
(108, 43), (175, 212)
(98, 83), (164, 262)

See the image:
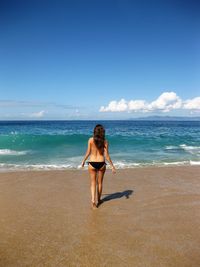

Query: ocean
(0, 120), (199, 171)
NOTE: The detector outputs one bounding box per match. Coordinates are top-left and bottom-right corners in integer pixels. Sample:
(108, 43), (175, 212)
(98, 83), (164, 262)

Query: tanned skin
(82, 137), (116, 209)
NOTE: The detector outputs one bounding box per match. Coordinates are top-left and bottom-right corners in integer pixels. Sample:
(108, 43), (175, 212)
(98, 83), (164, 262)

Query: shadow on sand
(99, 190), (133, 206)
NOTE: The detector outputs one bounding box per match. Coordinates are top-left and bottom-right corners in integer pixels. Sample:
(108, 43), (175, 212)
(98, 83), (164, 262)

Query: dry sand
(0, 166), (200, 267)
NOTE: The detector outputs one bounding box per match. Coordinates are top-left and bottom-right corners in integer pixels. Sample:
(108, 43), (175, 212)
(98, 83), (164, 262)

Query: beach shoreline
(0, 162), (200, 174)
(1, 166), (200, 266)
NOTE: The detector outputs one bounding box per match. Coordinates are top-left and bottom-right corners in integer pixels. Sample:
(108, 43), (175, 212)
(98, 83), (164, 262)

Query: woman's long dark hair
(93, 124), (105, 155)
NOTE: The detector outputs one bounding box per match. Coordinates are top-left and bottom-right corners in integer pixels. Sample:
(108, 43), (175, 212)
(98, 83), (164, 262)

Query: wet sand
(0, 166), (200, 267)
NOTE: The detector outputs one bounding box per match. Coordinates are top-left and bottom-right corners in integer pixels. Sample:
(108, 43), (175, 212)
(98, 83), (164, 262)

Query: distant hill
(129, 116), (200, 121)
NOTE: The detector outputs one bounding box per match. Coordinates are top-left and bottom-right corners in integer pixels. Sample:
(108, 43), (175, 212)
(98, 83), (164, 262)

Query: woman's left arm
(81, 138), (91, 167)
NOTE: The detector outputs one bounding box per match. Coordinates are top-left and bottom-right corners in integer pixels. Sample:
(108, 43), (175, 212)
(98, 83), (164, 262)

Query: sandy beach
(0, 166), (200, 267)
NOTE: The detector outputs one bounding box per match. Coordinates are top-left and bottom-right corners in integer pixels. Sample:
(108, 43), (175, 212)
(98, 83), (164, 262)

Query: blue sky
(0, 0), (199, 119)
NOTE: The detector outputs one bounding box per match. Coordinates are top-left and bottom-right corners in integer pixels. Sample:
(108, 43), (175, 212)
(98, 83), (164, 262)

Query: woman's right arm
(104, 141), (116, 174)
(81, 138), (91, 167)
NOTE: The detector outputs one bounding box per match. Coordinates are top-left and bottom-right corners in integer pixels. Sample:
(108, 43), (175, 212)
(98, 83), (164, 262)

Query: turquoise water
(0, 120), (199, 171)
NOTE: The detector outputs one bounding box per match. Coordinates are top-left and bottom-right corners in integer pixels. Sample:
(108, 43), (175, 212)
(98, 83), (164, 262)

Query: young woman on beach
(81, 124), (116, 209)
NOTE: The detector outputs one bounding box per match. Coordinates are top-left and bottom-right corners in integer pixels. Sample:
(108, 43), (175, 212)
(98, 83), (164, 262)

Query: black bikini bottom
(88, 161), (106, 170)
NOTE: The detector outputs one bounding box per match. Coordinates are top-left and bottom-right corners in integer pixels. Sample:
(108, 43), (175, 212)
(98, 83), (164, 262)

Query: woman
(81, 124), (116, 209)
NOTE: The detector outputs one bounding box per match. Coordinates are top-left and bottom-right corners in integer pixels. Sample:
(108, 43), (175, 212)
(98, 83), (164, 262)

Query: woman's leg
(97, 166), (106, 203)
(88, 165), (97, 206)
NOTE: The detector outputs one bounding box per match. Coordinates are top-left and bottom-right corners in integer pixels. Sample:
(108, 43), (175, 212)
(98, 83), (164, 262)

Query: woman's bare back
(89, 137), (106, 162)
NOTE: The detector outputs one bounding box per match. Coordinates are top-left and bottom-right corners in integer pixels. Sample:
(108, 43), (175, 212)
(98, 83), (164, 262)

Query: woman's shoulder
(88, 137), (94, 143)
(104, 139), (108, 146)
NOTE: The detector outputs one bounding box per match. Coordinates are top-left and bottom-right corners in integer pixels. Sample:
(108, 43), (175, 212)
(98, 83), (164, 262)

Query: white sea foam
(0, 149), (29, 156)
(162, 161), (188, 166)
(0, 163), (74, 171)
(165, 144), (200, 156)
(180, 144), (200, 150)
(190, 161), (200, 166)
(0, 160), (199, 172)
(180, 144), (200, 155)
(114, 160), (196, 168)
(165, 146), (179, 150)
(114, 161), (141, 169)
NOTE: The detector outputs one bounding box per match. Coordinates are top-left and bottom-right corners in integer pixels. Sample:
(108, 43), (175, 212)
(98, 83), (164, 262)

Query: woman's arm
(104, 141), (116, 173)
(81, 138), (91, 167)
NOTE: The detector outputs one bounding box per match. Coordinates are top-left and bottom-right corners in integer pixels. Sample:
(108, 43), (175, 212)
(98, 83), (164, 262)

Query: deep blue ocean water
(0, 120), (199, 171)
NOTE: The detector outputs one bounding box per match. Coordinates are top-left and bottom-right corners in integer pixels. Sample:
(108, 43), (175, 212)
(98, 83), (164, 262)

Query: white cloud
(99, 92), (200, 113)
(147, 92), (182, 112)
(128, 100), (147, 112)
(183, 97), (200, 110)
(100, 99), (128, 112)
(29, 110), (45, 118)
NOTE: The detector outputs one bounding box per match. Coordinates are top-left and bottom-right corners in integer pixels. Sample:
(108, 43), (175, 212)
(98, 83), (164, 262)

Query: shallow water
(0, 120), (199, 170)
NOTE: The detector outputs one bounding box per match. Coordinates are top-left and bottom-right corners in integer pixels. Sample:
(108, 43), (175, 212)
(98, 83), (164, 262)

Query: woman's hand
(81, 161), (85, 168)
(112, 166), (116, 174)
